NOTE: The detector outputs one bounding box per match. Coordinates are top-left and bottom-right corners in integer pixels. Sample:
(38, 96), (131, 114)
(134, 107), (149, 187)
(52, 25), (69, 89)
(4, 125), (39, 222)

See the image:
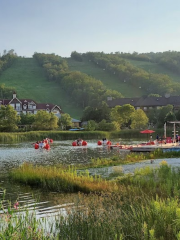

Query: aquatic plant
(5, 163), (180, 239)
(9, 163), (117, 193)
(54, 192), (180, 240)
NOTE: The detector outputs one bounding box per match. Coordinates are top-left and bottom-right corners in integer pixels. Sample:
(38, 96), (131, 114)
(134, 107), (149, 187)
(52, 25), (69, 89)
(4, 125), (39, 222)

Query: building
(0, 92), (62, 117)
(107, 95), (180, 112)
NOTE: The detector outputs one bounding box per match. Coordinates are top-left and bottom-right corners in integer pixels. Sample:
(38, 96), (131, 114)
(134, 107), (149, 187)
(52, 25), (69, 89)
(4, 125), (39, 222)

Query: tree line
(81, 102), (180, 131)
(0, 105), (72, 132)
(119, 51), (180, 74)
(33, 52), (122, 108)
(79, 51), (180, 96)
(1, 102), (179, 132)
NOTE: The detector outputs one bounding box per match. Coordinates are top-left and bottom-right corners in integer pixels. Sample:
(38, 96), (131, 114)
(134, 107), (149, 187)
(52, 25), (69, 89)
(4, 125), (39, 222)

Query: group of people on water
(72, 139), (87, 146)
(34, 138), (52, 149)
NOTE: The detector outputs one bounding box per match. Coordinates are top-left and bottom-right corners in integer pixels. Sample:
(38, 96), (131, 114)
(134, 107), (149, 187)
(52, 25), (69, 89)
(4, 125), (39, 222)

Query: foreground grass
(4, 163), (180, 239)
(9, 163), (118, 193)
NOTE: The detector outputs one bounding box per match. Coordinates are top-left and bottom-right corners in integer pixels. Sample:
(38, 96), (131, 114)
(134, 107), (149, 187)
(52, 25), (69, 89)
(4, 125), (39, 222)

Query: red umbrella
(140, 129), (155, 141)
(140, 130), (155, 134)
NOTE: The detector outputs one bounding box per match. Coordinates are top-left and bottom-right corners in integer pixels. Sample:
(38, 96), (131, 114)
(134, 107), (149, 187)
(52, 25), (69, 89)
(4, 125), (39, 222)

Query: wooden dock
(131, 147), (155, 152)
(130, 143), (180, 153)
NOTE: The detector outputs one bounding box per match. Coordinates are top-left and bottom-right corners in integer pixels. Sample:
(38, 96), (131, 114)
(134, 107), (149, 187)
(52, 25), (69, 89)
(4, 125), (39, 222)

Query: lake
(1, 138), (180, 219)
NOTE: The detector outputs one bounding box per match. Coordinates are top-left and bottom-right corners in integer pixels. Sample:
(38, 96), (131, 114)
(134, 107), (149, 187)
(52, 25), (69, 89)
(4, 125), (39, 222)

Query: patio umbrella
(140, 129), (155, 134)
(140, 129), (155, 141)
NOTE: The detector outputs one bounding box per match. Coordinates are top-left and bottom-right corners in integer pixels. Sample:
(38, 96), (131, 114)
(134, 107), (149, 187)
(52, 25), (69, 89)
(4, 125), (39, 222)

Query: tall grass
(9, 163), (117, 193)
(55, 192), (180, 240)
(5, 163), (180, 239)
(55, 164), (180, 239)
(0, 128), (173, 143)
(0, 131), (111, 143)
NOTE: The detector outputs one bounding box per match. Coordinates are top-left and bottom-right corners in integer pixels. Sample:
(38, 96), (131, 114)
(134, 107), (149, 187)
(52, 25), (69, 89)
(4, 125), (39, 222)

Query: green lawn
(128, 59), (180, 83)
(67, 58), (146, 97)
(0, 58), (83, 119)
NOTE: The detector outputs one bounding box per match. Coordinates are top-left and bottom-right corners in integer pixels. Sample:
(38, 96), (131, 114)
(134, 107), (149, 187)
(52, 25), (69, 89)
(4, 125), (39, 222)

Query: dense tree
(130, 109), (149, 129)
(175, 109), (180, 121)
(97, 119), (118, 131)
(158, 105), (174, 127)
(164, 111), (177, 122)
(81, 103), (111, 122)
(71, 51), (83, 62)
(0, 53), (17, 75)
(0, 84), (15, 99)
(110, 104), (135, 128)
(58, 113), (72, 130)
(20, 113), (35, 125)
(33, 111), (58, 130)
(146, 108), (159, 126)
(83, 120), (97, 131)
(0, 105), (20, 132)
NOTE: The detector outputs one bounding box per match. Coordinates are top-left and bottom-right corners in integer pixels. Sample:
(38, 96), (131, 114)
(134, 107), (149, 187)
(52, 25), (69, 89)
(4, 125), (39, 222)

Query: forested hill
(72, 51), (180, 96)
(1, 51), (180, 119)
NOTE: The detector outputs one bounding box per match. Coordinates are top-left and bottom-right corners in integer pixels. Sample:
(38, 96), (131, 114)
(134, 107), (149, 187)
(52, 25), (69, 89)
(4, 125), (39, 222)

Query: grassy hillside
(0, 57), (83, 119)
(127, 59), (180, 83)
(67, 58), (146, 97)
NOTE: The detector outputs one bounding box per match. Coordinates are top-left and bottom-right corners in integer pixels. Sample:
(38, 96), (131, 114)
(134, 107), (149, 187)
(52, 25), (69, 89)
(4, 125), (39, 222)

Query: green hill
(0, 57), (83, 119)
(1, 54), (180, 119)
(127, 59), (180, 83)
(67, 58), (146, 97)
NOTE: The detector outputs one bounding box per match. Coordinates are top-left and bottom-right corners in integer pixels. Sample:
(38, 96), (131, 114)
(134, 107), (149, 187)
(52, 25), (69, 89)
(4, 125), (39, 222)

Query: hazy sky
(1, 0), (180, 57)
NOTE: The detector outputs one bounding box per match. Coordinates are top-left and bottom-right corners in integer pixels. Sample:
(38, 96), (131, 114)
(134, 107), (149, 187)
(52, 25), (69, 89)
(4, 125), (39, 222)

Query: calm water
(1, 139), (180, 221)
(0, 139), (137, 172)
(0, 139), (129, 217)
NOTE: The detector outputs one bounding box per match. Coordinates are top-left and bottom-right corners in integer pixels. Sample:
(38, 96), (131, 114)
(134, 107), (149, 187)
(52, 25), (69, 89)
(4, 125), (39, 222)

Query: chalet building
(0, 92), (62, 117)
(107, 96), (180, 112)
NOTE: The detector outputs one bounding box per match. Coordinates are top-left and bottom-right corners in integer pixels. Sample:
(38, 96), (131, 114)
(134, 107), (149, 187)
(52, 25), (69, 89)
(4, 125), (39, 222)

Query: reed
(55, 192), (180, 240)
(0, 128), (172, 143)
(0, 131), (111, 143)
(9, 163), (117, 193)
(5, 163), (180, 239)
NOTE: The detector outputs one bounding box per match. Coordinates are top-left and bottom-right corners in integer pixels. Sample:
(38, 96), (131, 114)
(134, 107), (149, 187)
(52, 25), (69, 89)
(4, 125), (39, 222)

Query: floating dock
(130, 143), (180, 153)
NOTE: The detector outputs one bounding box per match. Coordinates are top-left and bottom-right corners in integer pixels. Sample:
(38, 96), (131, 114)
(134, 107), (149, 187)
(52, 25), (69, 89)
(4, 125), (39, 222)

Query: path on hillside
(67, 58), (146, 97)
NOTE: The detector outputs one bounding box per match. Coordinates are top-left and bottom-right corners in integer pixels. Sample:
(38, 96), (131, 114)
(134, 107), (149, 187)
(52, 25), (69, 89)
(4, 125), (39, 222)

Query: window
(16, 103), (21, 111)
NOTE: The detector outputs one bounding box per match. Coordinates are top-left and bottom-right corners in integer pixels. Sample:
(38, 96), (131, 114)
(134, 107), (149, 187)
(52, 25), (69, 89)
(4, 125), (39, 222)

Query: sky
(0, 0), (180, 57)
